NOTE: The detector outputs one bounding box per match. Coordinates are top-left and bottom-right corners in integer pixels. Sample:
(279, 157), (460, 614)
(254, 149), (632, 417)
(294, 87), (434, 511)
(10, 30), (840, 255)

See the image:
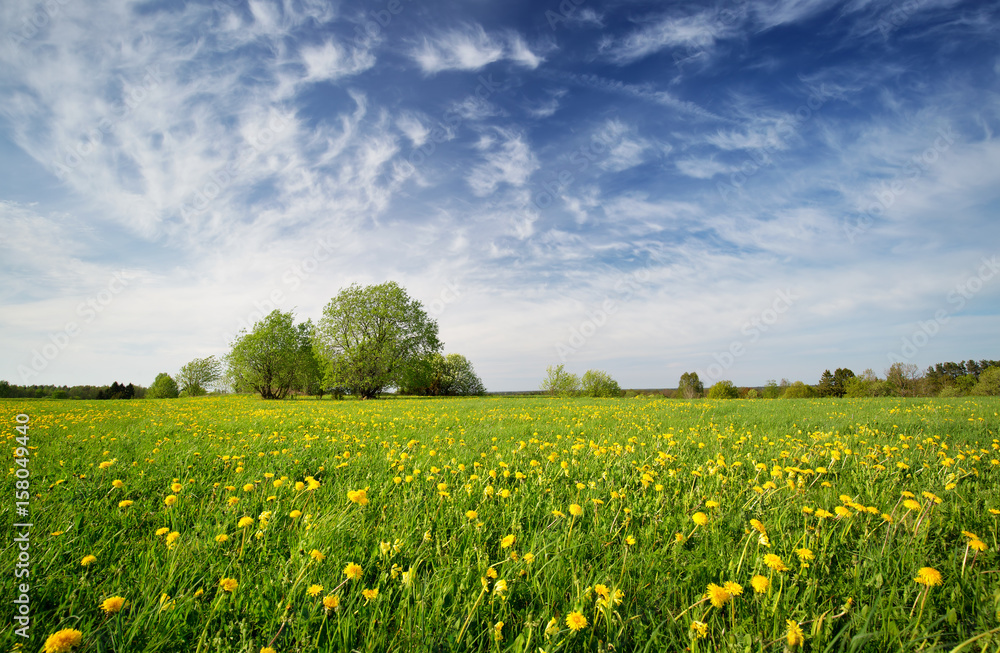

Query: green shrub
(707, 380), (740, 399)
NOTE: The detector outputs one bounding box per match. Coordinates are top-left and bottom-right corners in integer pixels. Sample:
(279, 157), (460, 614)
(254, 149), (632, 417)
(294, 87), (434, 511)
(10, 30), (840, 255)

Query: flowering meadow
(2, 395), (999, 652)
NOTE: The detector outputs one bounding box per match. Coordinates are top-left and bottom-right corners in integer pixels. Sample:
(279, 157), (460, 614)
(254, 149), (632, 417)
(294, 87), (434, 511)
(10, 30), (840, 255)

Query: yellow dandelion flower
(493, 579), (508, 596)
(215, 534), (229, 543)
(237, 516), (254, 528)
(523, 552), (535, 563)
(307, 584), (323, 597)
(969, 539), (987, 552)
(593, 584), (610, 601)
(625, 535), (636, 546)
(347, 488), (369, 505)
(171, 482), (183, 493)
(914, 567), (942, 586)
(724, 581), (743, 597)
(501, 534), (515, 548)
(466, 510), (478, 520)
(155, 527), (169, 536)
(323, 594), (340, 610)
(763, 554), (788, 572)
(164, 495), (177, 506)
(261, 648), (276, 653)
(100, 596), (127, 613)
(219, 577), (238, 592)
(112, 479), (123, 488)
(42, 628), (83, 653)
(786, 620), (805, 647)
(226, 496), (240, 507)
(242, 483), (254, 492)
(706, 583), (731, 608)
(569, 503), (584, 517)
(565, 611), (588, 632)
(362, 587), (379, 602)
(690, 620), (708, 638)
(310, 549), (325, 562)
(80, 555), (97, 566)
(486, 566), (498, 579)
(751, 575), (770, 593)
(706, 500), (720, 509)
(118, 500), (133, 508)
(692, 512), (708, 526)
(903, 499), (921, 511)
(289, 509), (302, 518)
(795, 548), (814, 562)
(344, 562), (363, 580)
(749, 519), (766, 535)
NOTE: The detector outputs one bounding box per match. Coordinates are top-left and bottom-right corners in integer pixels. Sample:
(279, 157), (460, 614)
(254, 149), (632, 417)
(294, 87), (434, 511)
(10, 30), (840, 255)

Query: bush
(147, 373), (179, 399)
(782, 381), (818, 399)
(707, 380), (740, 399)
(762, 380), (781, 399)
(844, 370), (892, 397)
(972, 367), (1000, 396)
(581, 370), (622, 397)
(540, 364), (580, 397)
(745, 389), (759, 399)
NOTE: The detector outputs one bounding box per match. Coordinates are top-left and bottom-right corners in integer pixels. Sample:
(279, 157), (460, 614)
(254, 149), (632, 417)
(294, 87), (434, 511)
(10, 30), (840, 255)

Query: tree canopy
(400, 352), (486, 396)
(147, 373), (179, 399)
(540, 364), (580, 396)
(177, 356), (221, 396)
(677, 372), (704, 399)
(314, 282), (441, 399)
(226, 310), (307, 400)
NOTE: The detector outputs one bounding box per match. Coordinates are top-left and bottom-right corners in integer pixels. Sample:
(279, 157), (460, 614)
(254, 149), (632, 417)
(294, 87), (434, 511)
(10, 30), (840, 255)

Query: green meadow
(2, 395), (999, 652)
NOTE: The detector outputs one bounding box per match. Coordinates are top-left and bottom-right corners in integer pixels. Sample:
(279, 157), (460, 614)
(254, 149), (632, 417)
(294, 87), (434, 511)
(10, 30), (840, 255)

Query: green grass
(2, 395), (999, 652)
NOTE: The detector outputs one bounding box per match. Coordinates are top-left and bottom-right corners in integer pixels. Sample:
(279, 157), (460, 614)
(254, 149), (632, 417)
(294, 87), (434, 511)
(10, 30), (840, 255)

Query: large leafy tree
(314, 282), (441, 399)
(226, 310), (304, 400)
(677, 372), (704, 399)
(540, 364), (580, 396)
(581, 369), (621, 397)
(400, 353), (486, 396)
(177, 355), (221, 396)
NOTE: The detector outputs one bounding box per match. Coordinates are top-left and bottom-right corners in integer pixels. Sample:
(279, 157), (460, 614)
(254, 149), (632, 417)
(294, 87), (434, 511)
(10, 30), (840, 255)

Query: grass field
(2, 395), (999, 653)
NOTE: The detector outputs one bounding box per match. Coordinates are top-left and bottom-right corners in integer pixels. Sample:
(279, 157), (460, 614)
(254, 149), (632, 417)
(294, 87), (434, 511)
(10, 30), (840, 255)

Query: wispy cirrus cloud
(600, 9), (734, 64)
(409, 24), (543, 74)
(466, 129), (539, 197)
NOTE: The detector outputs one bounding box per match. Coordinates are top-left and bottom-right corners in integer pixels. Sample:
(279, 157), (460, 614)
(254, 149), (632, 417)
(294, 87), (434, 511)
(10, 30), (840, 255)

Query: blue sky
(2, 0), (998, 392)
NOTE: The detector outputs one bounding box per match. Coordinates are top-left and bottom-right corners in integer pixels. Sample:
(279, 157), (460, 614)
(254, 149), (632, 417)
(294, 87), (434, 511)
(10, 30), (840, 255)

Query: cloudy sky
(2, 0), (998, 392)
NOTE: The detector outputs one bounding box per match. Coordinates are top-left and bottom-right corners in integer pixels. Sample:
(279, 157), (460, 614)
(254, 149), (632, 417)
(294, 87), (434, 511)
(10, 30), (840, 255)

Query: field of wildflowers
(2, 395), (999, 652)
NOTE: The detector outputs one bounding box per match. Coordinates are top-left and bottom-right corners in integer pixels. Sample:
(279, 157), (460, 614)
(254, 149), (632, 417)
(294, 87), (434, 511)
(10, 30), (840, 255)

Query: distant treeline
(0, 380), (146, 400)
(1, 358), (997, 400)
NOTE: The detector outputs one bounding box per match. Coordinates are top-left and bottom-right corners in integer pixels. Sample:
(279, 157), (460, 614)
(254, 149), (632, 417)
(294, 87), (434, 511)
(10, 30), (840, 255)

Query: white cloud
(676, 157), (732, 179)
(300, 40), (375, 83)
(466, 130), (539, 197)
(396, 112), (430, 148)
(410, 24), (543, 74)
(603, 10), (732, 64)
